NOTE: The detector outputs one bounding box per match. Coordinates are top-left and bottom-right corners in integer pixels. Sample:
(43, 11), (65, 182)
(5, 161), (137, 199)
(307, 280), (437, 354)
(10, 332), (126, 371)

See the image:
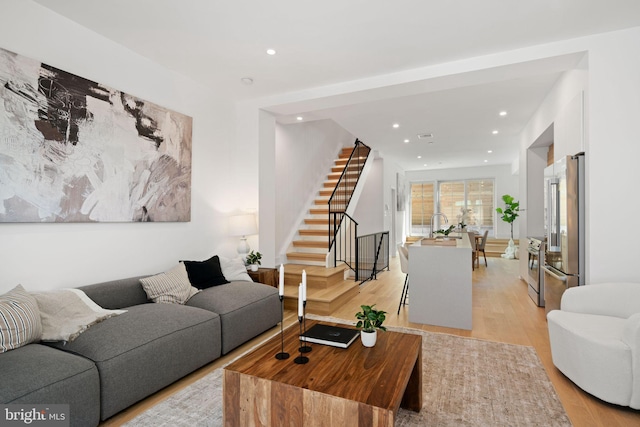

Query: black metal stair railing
(328, 139), (371, 280)
(331, 211), (359, 279)
(357, 231), (390, 283)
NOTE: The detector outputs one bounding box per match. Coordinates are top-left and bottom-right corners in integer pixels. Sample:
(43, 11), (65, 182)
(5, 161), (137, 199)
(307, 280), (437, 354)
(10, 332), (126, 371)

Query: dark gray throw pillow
(182, 255), (229, 289)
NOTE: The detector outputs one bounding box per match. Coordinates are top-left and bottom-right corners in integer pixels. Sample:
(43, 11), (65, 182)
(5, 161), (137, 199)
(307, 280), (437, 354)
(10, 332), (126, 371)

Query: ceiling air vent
(417, 133), (433, 139)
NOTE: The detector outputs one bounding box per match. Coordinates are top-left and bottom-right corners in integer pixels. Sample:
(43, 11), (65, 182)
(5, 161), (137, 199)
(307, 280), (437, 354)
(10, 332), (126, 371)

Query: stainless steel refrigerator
(542, 152), (585, 314)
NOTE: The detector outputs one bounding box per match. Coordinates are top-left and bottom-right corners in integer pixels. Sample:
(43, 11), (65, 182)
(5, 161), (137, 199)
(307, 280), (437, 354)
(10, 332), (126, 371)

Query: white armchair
(547, 282), (640, 409)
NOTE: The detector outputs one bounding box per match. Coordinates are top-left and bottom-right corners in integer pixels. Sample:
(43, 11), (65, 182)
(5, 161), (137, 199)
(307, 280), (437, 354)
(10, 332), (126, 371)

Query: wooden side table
(246, 267), (278, 288)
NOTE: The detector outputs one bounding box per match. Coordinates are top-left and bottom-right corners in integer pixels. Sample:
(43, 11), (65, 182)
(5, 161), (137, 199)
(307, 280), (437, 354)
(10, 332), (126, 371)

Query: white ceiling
(34, 0), (640, 171)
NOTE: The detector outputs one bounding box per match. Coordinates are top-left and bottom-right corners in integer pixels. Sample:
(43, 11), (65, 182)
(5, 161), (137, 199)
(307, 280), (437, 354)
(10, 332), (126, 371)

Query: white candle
(297, 283), (304, 317)
(278, 264), (284, 297)
(302, 270), (307, 302)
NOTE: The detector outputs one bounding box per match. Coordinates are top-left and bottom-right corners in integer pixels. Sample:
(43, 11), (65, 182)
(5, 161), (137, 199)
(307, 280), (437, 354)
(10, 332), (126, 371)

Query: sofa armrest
(79, 276), (151, 309)
(623, 313), (640, 409)
(623, 313), (640, 350)
(561, 283), (640, 318)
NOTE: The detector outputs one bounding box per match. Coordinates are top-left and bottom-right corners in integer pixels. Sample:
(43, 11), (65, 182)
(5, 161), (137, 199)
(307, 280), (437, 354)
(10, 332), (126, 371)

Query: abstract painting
(0, 47), (192, 222)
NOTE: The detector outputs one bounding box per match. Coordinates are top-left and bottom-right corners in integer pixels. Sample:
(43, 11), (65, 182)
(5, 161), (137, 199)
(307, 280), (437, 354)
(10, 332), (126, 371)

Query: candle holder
(299, 301), (312, 353)
(274, 295), (289, 360)
(294, 316), (309, 364)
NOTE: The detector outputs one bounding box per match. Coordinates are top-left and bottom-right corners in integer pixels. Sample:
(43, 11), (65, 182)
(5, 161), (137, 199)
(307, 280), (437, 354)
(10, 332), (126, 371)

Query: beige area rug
(124, 315), (571, 426)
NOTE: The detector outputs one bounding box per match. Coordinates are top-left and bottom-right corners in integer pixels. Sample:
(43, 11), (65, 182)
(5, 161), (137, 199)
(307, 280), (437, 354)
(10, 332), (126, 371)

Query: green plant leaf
(354, 304), (386, 332)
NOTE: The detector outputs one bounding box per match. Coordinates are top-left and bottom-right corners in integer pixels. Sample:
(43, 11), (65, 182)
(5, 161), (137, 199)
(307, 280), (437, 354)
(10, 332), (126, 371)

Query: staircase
(282, 264), (359, 316)
(282, 146), (364, 315)
(286, 146), (359, 265)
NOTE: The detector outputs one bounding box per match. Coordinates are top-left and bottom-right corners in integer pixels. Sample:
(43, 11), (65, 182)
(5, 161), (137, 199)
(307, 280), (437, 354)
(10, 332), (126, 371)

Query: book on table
(300, 323), (360, 348)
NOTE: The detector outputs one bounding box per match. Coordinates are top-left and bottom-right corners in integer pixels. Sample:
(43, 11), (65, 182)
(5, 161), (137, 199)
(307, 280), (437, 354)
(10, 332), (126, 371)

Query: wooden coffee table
(223, 320), (422, 426)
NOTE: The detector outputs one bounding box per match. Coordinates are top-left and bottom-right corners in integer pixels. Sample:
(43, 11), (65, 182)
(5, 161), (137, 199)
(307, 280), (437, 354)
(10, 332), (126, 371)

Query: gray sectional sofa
(0, 275), (280, 427)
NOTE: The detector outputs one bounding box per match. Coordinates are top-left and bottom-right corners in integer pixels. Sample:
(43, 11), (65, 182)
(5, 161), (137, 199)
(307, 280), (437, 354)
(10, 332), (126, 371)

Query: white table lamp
(229, 213), (258, 258)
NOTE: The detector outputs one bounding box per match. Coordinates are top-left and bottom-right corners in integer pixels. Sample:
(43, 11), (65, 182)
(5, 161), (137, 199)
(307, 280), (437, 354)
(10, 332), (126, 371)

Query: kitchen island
(408, 233), (473, 330)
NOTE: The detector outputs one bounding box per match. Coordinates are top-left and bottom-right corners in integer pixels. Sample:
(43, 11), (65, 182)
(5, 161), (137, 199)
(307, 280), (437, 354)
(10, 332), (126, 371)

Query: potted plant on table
(434, 224), (456, 239)
(245, 251), (262, 272)
(355, 304), (387, 347)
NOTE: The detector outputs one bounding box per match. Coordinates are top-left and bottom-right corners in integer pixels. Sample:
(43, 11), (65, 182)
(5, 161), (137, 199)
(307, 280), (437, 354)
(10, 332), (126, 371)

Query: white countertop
(412, 233), (473, 249)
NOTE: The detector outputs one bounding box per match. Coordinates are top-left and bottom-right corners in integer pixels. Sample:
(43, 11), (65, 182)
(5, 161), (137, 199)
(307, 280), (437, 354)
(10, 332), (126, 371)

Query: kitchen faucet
(430, 212), (448, 238)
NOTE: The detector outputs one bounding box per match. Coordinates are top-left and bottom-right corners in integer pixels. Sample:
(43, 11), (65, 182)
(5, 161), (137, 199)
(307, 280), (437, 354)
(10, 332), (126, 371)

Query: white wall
(0, 1), (239, 292)
(405, 164), (519, 239)
(382, 157), (406, 250)
(518, 67), (588, 281)
(274, 119), (354, 263)
(517, 27), (640, 284)
(586, 28), (640, 283)
(525, 145), (549, 240)
(352, 158), (384, 236)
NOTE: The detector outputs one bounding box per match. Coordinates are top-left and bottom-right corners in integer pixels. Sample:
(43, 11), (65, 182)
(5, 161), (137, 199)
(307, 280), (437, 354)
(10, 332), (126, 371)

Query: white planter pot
(501, 238), (517, 259)
(361, 330), (377, 347)
(250, 264), (259, 272)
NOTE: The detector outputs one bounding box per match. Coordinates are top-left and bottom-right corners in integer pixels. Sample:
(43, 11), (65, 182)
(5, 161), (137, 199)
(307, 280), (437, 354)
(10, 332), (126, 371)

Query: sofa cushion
(139, 263), (200, 304)
(0, 343), (100, 427)
(0, 285), (42, 353)
(183, 255), (230, 289)
(186, 281), (280, 354)
(32, 288), (126, 342)
(47, 303), (221, 420)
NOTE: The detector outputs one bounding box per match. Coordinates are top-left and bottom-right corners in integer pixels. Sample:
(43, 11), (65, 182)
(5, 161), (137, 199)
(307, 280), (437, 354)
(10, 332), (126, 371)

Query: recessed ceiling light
(499, 111), (507, 116)
(404, 139), (410, 143)
(240, 77), (254, 85)
(266, 49), (276, 55)
(392, 123), (400, 129)
(417, 155), (422, 159)
(423, 164), (427, 167)
(487, 150), (493, 153)
(492, 130), (499, 135)
(296, 116), (303, 121)
(484, 159), (488, 162)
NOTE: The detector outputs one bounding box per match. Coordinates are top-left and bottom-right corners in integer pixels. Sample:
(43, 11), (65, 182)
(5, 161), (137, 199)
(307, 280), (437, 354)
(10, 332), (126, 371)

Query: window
(410, 179), (495, 236)
(467, 180), (494, 231)
(410, 182), (434, 235)
(439, 181), (465, 226)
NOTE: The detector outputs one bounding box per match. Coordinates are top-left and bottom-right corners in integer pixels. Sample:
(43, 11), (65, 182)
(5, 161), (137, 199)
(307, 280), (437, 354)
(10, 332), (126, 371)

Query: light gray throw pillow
(219, 256), (252, 282)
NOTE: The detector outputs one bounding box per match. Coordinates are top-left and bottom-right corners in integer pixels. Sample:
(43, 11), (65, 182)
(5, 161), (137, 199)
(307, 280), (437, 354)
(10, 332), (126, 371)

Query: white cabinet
(407, 235), (473, 330)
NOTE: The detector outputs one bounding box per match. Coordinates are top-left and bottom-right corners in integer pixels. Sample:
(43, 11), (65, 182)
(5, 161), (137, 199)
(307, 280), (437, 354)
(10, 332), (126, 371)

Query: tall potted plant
(355, 304), (387, 347)
(496, 194), (520, 259)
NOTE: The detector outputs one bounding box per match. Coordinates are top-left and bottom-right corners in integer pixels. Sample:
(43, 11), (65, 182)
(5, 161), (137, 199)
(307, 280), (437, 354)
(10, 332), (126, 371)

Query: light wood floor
(103, 257), (640, 426)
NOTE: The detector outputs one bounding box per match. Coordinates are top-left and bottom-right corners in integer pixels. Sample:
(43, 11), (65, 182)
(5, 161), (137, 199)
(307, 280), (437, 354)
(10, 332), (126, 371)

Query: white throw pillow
(219, 256), (252, 282)
(140, 263), (200, 304)
(31, 288), (126, 342)
(0, 285), (42, 353)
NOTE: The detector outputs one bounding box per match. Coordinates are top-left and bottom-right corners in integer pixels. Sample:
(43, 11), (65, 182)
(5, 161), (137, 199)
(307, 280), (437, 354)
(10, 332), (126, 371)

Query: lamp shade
(228, 214), (258, 237)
